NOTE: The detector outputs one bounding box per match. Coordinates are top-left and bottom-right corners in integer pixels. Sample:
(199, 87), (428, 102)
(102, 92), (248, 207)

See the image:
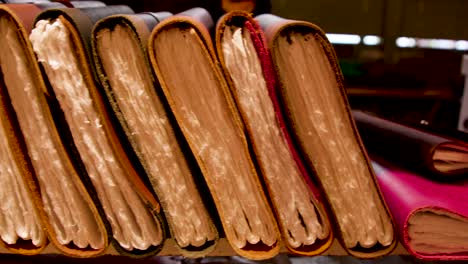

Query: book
(148, 7), (281, 260)
(91, 12), (219, 256)
(0, 3), (109, 257)
(29, 6), (167, 256)
(372, 159), (468, 260)
(0, 57), (46, 255)
(354, 110), (468, 177)
(255, 14), (396, 258)
(215, 11), (333, 256)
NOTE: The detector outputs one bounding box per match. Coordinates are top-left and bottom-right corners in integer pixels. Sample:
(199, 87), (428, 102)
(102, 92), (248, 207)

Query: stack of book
(0, 1), (465, 261)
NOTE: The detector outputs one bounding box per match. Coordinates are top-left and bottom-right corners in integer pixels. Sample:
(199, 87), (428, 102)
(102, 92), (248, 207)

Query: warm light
(396, 37), (416, 48)
(417, 39), (455, 50)
(396, 37), (468, 51)
(363, 35), (382, 46)
(326, 33), (361, 45)
(456, 40), (468, 51)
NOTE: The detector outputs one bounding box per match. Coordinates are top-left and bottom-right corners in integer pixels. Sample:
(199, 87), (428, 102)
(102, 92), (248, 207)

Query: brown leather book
(91, 12), (219, 257)
(255, 14), (396, 258)
(29, 6), (166, 256)
(148, 7), (281, 260)
(0, 57), (47, 255)
(0, 3), (109, 257)
(354, 110), (468, 178)
(214, 11), (333, 256)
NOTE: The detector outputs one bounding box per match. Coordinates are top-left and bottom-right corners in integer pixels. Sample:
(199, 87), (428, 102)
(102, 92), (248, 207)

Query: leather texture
(148, 7), (282, 260)
(255, 13), (397, 258)
(214, 11), (333, 256)
(91, 12), (219, 258)
(372, 159), (468, 260)
(139, 12), (172, 29)
(354, 110), (468, 177)
(70, 1), (106, 8)
(34, 6), (167, 257)
(178, 7), (214, 31)
(0, 3), (109, 257)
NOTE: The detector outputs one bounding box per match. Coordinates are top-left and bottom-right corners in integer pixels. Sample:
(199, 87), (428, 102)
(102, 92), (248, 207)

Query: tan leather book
(91, 13), (219, 257)
(29, 6), (166, 256)
(255, 14), (397, 258)
(0, 3), (109, 257)
(148, 7), (281, 260)
(0, 55), (46, 255)
(215, 11), (333, 256)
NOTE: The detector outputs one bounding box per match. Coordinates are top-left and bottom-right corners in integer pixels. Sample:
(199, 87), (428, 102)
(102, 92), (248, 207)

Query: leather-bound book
(372, 159), (468, 260)
(29, 5), (166, 257)
(148, 7), (281, 260)
(255, 14), (396, 258)
(91, 12), (219, 257)
(0, 64), (46, 255)
(0, 3), (108, 257)
(354, 110), (468, 178)
(214, 11), (333, 256)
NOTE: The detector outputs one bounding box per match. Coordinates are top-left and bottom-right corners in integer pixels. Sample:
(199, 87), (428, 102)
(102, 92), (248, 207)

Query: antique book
(354, 110), (468, 177)
(0, 64), (46, 255)
(0, 3), (108, 257)
(29, 6), (166, 256)
(215, 11), (332, 256)
(148, 8), (281, 260)
(91, 13), (218, 256)
(373, 159), (468, 260)
(255, 14), (396, 258)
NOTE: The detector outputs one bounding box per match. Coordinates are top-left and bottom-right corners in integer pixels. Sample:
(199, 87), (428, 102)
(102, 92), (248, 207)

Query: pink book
(372, 159), (468, 260)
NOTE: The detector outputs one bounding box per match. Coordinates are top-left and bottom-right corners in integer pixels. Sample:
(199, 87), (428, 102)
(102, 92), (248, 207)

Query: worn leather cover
(354, 110), (468, 177)
(70, 1), (106, 8)
(214, 11), (333, 256)
(372, 159), (468, 260)
(91, 12), (219, 257)
(148, 8), (281, 260)
(0, 4), (110, 257)
(34, 6), (167, 257)
(255, 14), (397, 258)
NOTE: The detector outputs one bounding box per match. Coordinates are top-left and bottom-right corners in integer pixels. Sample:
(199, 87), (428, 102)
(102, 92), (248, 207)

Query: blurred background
(99, 0), (468, 132)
